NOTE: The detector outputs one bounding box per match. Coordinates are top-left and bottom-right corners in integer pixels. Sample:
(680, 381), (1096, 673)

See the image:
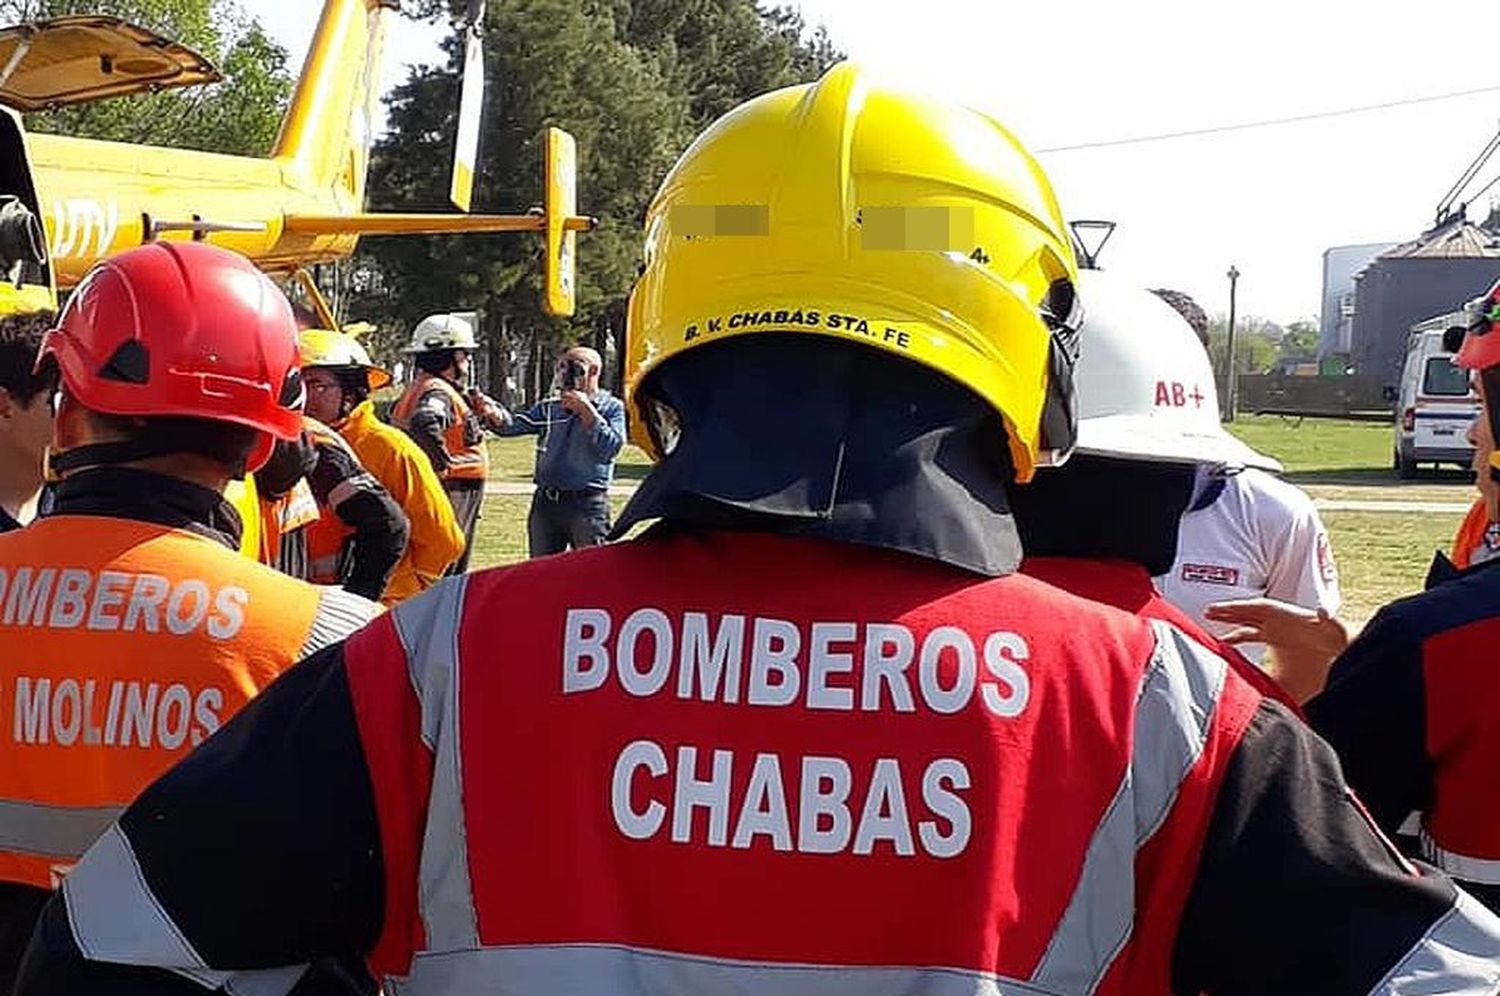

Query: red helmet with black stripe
(39, 242), (304, 472)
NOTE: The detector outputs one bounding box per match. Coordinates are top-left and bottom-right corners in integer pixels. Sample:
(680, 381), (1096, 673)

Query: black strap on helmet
(1036, 278), (1083, 461)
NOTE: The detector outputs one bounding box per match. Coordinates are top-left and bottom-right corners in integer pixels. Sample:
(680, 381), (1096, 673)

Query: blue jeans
(527, 488), (610, 557)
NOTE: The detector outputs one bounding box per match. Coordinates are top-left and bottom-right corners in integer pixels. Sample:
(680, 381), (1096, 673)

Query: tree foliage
(1207, 314), (1281, 380)
(349, 0), (841, 393)
(1278, 319), (1319, 361)
(1, 0), (293, 155)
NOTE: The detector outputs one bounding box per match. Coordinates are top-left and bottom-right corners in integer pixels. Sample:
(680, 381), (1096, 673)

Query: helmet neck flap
(1009, 454), (1197, 577)
(614, 335), (1024, 576)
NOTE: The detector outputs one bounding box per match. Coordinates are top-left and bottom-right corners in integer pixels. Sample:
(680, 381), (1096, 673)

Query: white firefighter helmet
(404, 313), (480, 353)
(1072, 269), (1281, 472)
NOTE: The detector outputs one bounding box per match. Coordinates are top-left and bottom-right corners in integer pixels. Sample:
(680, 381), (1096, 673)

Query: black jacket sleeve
(1304, 607), (1432, 835)
(15, 645), (383, 996)
(306, 443), (411, 601)
(1172, 701), (1458, 995)
(404, 390), (455, 475)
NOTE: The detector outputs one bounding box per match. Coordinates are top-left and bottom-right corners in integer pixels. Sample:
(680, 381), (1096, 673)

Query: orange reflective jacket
(302, 417), (364, 587)
(391, 373), (489, 482)
(0, 515), (373, 888)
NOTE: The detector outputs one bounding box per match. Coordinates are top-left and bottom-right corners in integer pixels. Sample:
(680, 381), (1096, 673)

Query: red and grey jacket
(17, 532), (1500, 996)
(1308, 554), (1500, 913)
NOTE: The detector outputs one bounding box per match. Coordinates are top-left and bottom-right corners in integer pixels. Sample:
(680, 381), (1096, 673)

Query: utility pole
(1224, 264), (1240, 422)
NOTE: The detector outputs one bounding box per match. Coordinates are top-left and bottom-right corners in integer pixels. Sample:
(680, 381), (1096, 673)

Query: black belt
(537, 485), (606, 501)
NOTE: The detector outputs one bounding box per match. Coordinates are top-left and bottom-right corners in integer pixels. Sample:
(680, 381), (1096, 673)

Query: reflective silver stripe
(64, 824), (308, 994)
(1371, 889), (1500, 994)
(1421, 826), (1500, 885)
(390, 579), (479, 949)
(328, 473), (380, 508)
(1030, 621), (1226, 994)
(309, 555), (342, 578)
(0, 798), (121, 858)
(65, 825), (205, 971)
(386, 942), (1056, 996)
(298, 586), (379, 660)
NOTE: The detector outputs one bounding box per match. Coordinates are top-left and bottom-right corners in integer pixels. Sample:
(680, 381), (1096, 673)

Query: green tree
(0, 0), (293, 155)
(1278, 319), (1320, 362)
(1207, 314), (1280, 382)
(351, 0), (689, 381)
(615, 1), (840, 127)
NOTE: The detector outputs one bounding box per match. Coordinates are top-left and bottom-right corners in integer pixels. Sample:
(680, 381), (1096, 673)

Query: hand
(559, 389), (598, 428)
(467, 389), (507, 427)
(1204, 598), (1350, 704)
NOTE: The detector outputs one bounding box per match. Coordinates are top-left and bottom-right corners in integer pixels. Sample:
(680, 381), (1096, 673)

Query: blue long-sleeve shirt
(496, 390), (626, 491)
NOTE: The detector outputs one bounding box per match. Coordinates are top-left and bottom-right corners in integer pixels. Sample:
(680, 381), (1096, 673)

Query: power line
(1035, 83), (1500, 153)
(1469, 170), (1500, 207)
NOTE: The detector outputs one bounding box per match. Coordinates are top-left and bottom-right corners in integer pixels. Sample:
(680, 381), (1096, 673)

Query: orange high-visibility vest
(1451, 497), (1497, 570)
(256, 479), (320, 572)
(301, 417), (365, 586)
(391, 373), (489, 482)
(0, 515), (364, 889)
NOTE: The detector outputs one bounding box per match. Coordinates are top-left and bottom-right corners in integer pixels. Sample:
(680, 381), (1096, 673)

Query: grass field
(1228, 416), (1466, 625)
(471, 417), (1468, 628)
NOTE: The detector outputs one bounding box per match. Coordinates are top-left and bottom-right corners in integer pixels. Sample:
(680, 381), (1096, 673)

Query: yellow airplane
(0, 0), (591, 323)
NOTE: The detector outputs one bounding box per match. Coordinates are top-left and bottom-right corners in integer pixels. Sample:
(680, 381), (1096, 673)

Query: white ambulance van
(1392, 311), (1480, 478)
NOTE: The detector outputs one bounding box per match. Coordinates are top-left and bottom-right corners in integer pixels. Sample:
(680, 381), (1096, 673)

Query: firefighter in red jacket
(1211, 278), (1500, 914)
(17, 66), (1500, 996)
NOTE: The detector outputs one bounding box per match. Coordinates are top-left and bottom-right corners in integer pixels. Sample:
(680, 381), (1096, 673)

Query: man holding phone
(491, 345), (626, 557)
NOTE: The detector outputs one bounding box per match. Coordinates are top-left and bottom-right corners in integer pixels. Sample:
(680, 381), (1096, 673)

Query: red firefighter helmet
(39, 242), (304, 472)
(1455, 277), (1500, 371)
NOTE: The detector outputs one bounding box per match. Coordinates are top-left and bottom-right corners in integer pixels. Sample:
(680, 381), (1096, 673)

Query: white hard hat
(1072, 269), (1282, 472)
(404, 313), (480, 353)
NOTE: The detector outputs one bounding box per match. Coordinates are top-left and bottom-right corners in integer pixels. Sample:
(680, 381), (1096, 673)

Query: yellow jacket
(335, 400), (465, 603)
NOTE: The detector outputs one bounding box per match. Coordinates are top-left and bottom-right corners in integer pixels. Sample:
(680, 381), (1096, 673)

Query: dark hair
(336, 367), (371, 407)
(0, 310), (57, 405)
(91, 411), (261, 471)
(1151, 288), (1210, 348)
(415, 348), (460, 376)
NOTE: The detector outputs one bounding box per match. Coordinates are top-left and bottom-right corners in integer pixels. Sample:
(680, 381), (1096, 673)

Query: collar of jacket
(1425, 545), (1500, 590)
(337, 399), (377, 434)
(51, 467), (244, 550)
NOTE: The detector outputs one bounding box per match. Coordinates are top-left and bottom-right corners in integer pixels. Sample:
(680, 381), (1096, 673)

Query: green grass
(1224, 414), (1395, 477)
(469, 495), (634, 570)
(1323, 510), (1460, 626)
(486, 435), (652, 484)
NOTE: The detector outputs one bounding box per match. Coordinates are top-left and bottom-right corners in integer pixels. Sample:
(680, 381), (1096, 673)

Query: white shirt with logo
(1155, 468), (1341, 664)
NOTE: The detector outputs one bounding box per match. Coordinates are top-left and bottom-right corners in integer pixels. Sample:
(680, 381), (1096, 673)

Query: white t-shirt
(1155, 468), (1341, 664)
